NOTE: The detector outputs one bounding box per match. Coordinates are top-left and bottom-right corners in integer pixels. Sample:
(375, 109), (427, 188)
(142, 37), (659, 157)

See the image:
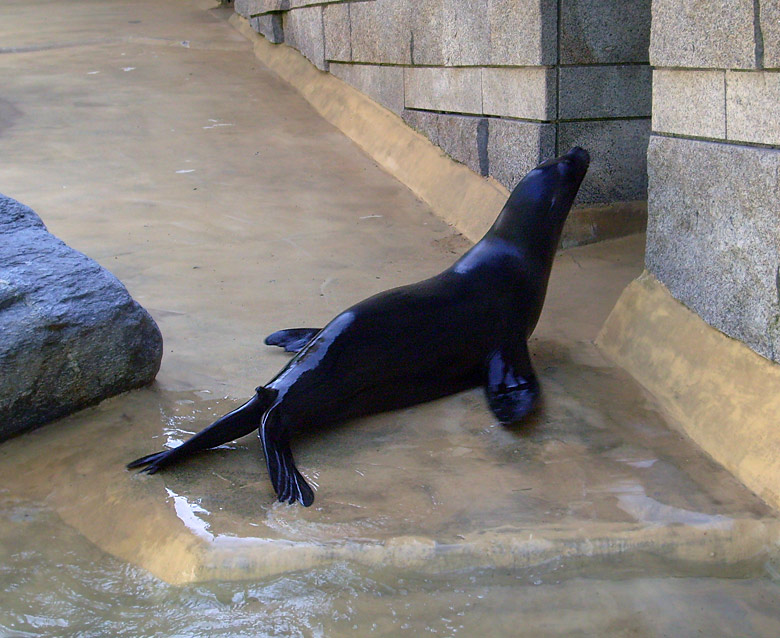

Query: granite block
(487, 0), (557, 65)
(237, 0), (349, 15)
(402, 110), (486, 175)
(404, 67), (482, 115)
(560, 65), (651, 120)
(486, 118), (556, 190)
(726, 70), (780, 145)
(409, 0), (489, 66)
(560, 0), (651, 64)
(652, 69), (726, 139)
(349, 0), (414, 65)
(650, 0), (756, 69)
(235, 0), (265, 18)
(283, 5), (326, 70)
(287, 0), (346, 6)
(330, 63), (404, 114)
(558, 119), (650, 204)
(762, 1), (780, 69)
(249, 14), (284, 44)
(482, 67), (555, 121)
(646, 135), (780, 361)
(323, 3), (351, 61)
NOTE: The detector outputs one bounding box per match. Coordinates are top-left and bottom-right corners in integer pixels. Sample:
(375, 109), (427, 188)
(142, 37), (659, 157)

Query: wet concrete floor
(1, 0), (779, 634)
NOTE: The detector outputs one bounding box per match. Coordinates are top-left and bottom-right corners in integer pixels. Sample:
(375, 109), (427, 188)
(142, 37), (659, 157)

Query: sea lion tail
(127, 388), (276, 474)
(260, 409), (315, 506)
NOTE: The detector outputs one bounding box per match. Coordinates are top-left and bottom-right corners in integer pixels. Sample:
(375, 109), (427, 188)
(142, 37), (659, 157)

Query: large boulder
(0, 194), (163, 440)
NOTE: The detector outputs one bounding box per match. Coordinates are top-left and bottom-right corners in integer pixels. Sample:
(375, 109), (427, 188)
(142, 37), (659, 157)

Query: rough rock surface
(0, 194), (163, 440)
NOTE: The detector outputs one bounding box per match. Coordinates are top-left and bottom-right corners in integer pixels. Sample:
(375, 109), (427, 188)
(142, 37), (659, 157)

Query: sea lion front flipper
(484, 341), (540, 425)
(264, 328), (322, 353)
(126, 387), (276, 474)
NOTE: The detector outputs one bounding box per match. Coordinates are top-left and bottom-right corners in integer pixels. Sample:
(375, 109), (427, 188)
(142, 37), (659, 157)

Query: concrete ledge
(596, 272), (780, 511)
(59, 498), (780, 584)
(231, 14), (646, 245)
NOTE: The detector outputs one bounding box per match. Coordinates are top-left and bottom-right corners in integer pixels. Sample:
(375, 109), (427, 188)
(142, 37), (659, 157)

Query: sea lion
(128, 147), (590, 506)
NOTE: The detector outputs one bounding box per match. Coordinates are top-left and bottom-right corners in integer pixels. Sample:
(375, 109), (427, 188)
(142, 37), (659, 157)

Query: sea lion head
(489, 147), (590, 248)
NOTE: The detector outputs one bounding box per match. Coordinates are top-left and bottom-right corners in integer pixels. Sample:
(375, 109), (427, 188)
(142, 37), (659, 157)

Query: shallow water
(3, 500), (780, 638)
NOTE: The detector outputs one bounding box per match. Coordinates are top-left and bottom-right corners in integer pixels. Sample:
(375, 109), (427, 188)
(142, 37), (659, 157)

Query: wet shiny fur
(128, 148), (590, 506)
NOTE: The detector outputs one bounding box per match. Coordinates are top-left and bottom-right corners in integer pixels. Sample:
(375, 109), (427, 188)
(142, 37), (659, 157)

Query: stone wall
(235, 0), (652, 208)
(646, 0), (780, 362)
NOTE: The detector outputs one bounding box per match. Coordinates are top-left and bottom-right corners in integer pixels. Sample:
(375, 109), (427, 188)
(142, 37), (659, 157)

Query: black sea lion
(128, 147), (590, 506)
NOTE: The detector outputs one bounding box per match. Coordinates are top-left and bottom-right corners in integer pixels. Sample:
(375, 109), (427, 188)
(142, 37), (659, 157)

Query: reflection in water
(160, 399), (240, 451)
(2, 503), (780, 637)
(167, 488), (215, 542)
(615, 486), (733, 528)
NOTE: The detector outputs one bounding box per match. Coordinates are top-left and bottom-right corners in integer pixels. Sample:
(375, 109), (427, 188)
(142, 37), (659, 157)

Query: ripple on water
(2, 500), (780, 637)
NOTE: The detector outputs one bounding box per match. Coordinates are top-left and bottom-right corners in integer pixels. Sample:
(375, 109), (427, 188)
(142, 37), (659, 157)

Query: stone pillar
(597, 1), (780, 510)
(237, 0), (652, 215)
(647, 0), (780, 362)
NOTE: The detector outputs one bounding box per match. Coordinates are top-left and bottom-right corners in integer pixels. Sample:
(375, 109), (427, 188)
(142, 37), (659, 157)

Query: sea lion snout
(565, 146), (590, 166)
(556, 147), (590, 179)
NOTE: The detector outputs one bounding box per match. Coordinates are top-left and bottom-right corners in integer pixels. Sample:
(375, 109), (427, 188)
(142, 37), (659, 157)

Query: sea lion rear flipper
(126, 387), (276, 473)
(260, 410), (315, 506)
(484, 341), (540, 425)
(264, 328), (322, 353)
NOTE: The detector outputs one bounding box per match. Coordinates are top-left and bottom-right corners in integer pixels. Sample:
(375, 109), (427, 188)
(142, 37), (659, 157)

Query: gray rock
(333, 0), (558, 66)
(481, 67), (555, 121)
(560, 0), (651, 64)
(726, 70), (780, 146)
(0, 194), (163, 440)
(236, 0), (344, 15)
(234, 0), (267, 18)
(403, 66), (482, 115)
(646, 136), (780, 361)
(651, 69), (726, 139)
(558, 118), (650, 205)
